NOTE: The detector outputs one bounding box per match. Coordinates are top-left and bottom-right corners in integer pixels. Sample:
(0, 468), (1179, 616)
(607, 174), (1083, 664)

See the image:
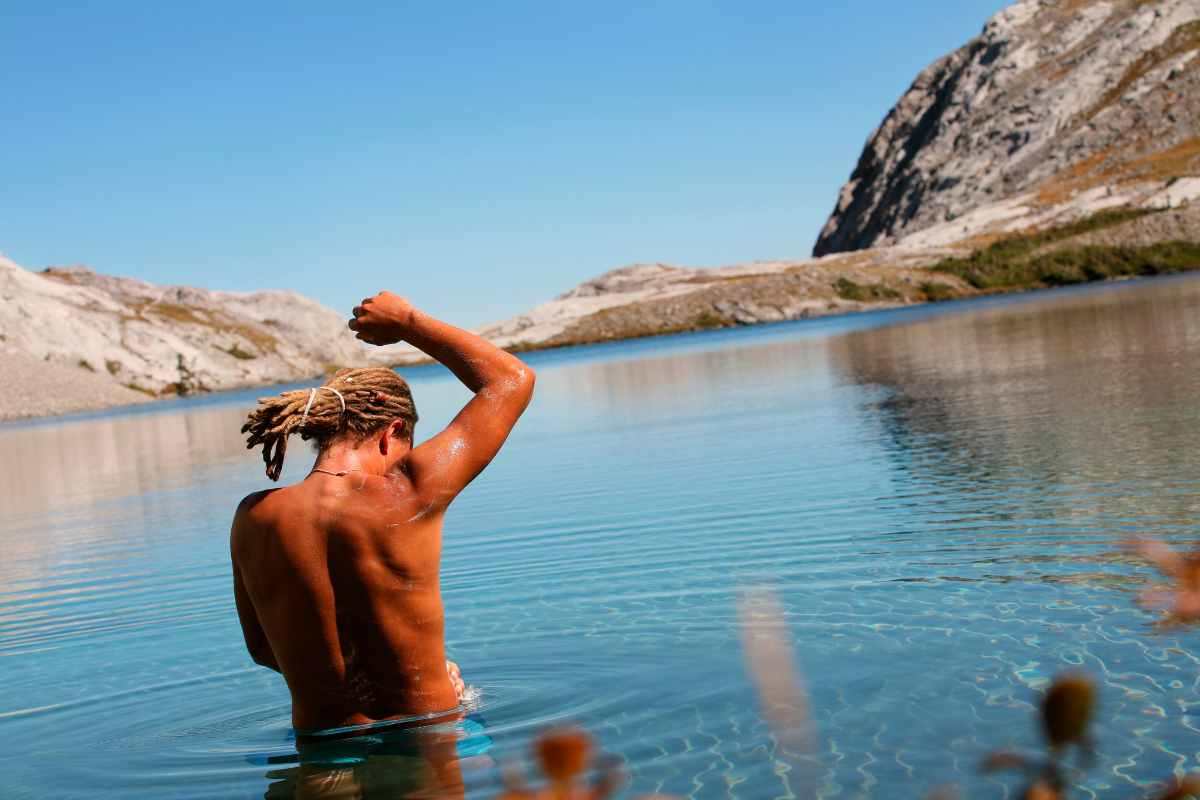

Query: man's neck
(313, 442), (409, 477)
(313, 445), (378, 476)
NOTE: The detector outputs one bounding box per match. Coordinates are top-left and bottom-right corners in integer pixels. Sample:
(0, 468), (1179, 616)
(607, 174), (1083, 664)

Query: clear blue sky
(1, 1), (1003, 327)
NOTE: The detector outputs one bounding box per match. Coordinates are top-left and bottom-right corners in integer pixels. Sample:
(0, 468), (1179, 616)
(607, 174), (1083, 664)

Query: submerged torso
(232, 471), (458, 731)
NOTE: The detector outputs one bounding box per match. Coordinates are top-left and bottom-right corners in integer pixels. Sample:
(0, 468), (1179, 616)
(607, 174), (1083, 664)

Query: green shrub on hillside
(918, 281), (959, 302)
(936, 241), (1200, 290)
(692, 310), (727, 330)
(928, 207), (1200, 290)
(223, 343), (258, 360)
(834, 277), (901, 302)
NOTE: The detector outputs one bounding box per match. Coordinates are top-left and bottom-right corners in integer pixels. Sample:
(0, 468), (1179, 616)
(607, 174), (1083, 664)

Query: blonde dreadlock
(242, 367), (419, 481)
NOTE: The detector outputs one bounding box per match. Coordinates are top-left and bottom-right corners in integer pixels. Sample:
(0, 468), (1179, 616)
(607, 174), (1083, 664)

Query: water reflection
(261, 723), (475, 800)
(813, 280), (1200, 611)
(525, 327), (840, 441)
(0, 404), (250, 521)
(827, 278), (1200, 537)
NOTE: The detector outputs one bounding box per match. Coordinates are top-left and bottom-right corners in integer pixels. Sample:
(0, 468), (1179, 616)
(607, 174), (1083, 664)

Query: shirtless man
(231, 292), (534, 749)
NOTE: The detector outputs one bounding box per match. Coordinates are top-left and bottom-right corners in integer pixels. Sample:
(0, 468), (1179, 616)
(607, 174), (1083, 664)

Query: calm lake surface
(3, 276), (1200, 799)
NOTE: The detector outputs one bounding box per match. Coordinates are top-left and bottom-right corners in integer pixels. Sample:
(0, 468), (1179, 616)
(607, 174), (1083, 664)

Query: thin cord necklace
(311, 467), (362, 477)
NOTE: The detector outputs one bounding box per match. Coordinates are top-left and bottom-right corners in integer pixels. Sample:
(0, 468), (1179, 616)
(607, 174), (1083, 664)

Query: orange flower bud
(1041, 674), (1095, 750)
(535, 727), (593, 783)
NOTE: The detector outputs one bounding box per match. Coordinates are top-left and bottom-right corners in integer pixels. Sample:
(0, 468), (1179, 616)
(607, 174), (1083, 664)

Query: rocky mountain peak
(813, 0), (1200, 256)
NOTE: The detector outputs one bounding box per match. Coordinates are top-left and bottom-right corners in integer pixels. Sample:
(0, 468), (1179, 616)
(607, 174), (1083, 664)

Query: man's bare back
(232, 293), (534, 733)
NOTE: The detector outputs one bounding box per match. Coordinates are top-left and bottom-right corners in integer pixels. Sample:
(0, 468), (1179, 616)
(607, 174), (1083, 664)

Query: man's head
(242, 367), (418, 481)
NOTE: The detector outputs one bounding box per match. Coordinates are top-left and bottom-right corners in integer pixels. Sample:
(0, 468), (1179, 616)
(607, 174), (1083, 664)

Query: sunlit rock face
(0, 254), (372, 417)
(813, 0), (1200, 256)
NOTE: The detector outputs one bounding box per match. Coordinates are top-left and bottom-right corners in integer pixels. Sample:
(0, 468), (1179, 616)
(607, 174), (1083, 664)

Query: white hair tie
(300, 386), (346, 426)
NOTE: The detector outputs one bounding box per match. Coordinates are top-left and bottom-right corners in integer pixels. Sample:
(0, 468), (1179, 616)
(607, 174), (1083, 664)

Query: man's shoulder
(232, 488), (287, 539)
(230, 489), (292, 561)
(236, 488), (283, 518)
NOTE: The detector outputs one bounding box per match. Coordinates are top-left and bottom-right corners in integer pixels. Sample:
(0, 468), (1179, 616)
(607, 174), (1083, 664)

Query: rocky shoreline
(6, 211), (1196, 423)
(0, 351), (155, 422)
(479, 205), (1200, 350)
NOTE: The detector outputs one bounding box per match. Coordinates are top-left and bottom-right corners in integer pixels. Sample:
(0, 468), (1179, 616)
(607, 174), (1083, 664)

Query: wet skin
(231, 293), (535, 734)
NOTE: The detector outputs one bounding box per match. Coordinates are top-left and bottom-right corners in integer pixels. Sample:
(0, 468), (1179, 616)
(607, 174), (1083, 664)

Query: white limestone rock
(814, 0), (1200, 255)
(0, 254), (374, 409)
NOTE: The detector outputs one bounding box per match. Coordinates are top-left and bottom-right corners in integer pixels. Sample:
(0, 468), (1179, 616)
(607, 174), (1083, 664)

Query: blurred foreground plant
(978, 672), (1200, 799)
(737, 588), (816, 761)
(1154, 777), (1200, 800)
(493, 589), (812, 800)
(498, 726), (676, 800)
(1124, 537), (1200, 627)
(488, 565), (1200, 800)
(981, 673), (1095, 799)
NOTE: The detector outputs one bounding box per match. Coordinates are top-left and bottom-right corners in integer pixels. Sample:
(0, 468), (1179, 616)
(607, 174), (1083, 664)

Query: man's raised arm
(349, 291), (535, 507)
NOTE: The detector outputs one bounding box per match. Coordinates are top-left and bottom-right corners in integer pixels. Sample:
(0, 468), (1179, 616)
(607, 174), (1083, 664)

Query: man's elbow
(500, 362), (536, 403)
(517, 364), (536, 394)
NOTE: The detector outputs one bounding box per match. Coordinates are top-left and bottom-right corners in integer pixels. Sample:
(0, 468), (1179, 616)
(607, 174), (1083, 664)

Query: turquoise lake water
(3, 276), (1200, 798)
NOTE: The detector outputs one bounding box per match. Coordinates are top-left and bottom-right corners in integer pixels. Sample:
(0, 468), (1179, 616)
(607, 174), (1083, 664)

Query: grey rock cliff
(0, 254), (373, 417)
(814, 0), (1200, 255)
